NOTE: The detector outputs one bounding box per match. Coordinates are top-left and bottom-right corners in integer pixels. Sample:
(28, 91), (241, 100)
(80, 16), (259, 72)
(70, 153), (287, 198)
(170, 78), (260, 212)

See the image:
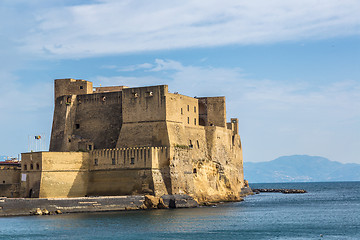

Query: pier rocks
(252, 189), (307, 194)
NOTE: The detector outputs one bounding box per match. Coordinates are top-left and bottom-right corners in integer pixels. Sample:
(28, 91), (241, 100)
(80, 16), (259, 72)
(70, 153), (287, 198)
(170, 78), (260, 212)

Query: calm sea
(0, 182), (359, 240)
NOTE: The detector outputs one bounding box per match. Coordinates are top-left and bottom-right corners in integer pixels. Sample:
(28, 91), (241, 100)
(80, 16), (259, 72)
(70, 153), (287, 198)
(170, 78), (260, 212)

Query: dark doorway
(28, 189), (33, 198)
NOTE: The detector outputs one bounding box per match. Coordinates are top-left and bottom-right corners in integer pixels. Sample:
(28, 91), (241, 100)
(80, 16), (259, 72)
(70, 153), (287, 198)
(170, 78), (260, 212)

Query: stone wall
(21, 152), (89, 198)
(197, 97), (227, 127)
(88, 147), (170, 196)
(116, 85), (169, 148)
(0, 166), (20, 197)
(54, 78), (93, 101)
(50, 91), (123, 152)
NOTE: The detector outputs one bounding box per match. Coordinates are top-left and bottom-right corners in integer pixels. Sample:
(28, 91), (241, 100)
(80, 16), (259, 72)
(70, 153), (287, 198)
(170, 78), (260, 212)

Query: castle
(2, 78), (246, 203)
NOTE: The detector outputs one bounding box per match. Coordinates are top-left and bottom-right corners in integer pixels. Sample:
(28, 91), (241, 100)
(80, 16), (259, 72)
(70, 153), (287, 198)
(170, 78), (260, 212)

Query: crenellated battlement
(89, 147), (169, 170)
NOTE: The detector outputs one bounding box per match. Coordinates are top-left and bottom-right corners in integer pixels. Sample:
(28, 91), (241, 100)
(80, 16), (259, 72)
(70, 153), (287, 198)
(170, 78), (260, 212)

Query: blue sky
(0, 0), (359, 163)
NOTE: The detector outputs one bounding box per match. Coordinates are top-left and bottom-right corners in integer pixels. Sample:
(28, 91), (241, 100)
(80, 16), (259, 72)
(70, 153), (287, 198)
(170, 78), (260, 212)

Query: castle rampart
(12, 78), (246, 203)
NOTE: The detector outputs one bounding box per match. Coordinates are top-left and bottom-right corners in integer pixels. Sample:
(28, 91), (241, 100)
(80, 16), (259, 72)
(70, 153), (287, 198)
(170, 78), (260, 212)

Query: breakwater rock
(253, 189), (307, 194)
(0, 194), (199, 217)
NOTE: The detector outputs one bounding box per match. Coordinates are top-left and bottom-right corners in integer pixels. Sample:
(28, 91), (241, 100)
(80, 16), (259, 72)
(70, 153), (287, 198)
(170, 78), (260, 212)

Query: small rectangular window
(94, 159), (98, 166)
(181, 108), (183, 114)
(112, 158), (116, 165)
(75, 124), (80, 129)
(187, 117), (190, 124)
(194, 106), (196, 113)
(80, 86), (84, 89)
(130, 157), (135, 165)
(194, 118), (196, 125)
(24, 164), (27, 170)
(187, 105), (189, 111)
(88, 145), (92, 150)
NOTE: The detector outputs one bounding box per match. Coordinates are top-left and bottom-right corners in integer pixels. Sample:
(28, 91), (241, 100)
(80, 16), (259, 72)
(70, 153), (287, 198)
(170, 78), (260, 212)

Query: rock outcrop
(252, 189), (307, 194)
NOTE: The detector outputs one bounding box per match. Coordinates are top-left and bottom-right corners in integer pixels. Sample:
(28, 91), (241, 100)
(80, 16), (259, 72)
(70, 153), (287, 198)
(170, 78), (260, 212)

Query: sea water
(0, 182), (359, 240)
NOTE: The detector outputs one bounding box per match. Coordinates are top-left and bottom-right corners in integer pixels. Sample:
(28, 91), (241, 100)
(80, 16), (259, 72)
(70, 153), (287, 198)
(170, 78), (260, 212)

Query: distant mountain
(244, 155), (360, 183)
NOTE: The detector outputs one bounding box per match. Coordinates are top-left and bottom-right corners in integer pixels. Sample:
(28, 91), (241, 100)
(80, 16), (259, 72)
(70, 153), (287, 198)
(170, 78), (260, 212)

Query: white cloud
(118, 63), (154, 72)
(5, 0), (358, 58)
(150, 59), (184, 72)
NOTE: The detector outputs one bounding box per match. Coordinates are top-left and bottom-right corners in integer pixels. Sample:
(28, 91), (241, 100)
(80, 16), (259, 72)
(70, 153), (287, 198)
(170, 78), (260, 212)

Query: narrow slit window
(130, 157), (135, 165)
(94, 159), (98, 166)
(112, 158), (116, 165)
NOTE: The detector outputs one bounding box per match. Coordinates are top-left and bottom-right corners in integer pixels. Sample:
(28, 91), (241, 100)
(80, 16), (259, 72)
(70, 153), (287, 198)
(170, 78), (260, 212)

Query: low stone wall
(0, 194), (200, 217)
(0, 196), (145, 216)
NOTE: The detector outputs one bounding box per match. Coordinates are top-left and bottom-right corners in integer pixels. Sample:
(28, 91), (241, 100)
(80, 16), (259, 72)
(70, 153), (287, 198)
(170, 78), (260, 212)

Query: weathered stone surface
(42, 209), (49, 215)
(33, 208), (42, 215)
(161, 194), (199, 208)
(144, 195), (160, 209)
(157, 198), (167, 209)
(240, 187), (254, 196)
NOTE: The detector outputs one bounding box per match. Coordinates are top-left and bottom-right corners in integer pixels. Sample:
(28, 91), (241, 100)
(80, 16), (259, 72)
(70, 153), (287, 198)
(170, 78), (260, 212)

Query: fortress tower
(19, 79), (245, 202)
